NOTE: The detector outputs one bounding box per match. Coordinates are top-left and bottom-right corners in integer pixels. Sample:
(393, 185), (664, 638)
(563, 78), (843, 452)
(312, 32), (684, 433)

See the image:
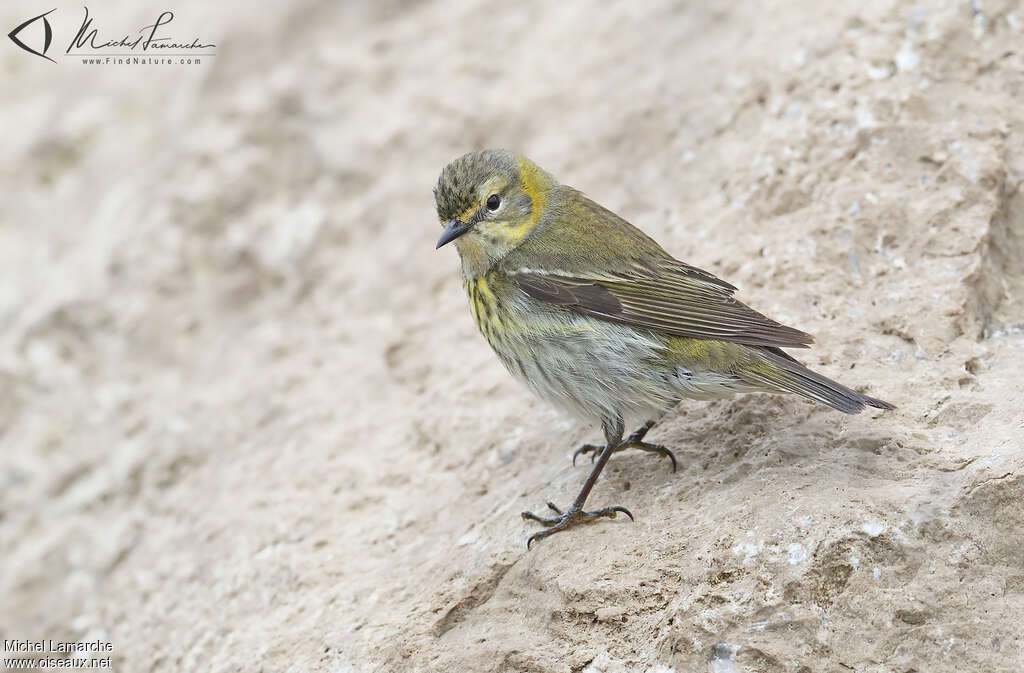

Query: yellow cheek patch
(502, 219), (534, 247)
(496, 158), (550, 245)
(517, 158), (548, 228)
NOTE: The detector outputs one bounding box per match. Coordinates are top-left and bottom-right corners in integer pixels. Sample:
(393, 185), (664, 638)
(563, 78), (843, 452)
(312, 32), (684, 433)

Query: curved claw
(652, 445), (678, 473)
(610, 505), (635, 521)
(572, 443), (602, 466)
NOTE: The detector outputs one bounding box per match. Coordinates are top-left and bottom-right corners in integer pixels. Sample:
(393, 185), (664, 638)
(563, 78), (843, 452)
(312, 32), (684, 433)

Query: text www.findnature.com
(80, 56), (203, 65)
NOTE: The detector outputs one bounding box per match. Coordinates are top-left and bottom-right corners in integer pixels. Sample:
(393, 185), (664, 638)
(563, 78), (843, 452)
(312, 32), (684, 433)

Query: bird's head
(433, 149), (554, 273)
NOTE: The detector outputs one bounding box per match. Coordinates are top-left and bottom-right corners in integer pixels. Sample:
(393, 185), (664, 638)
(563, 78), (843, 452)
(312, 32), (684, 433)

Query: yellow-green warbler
(434, 149), (893, 548)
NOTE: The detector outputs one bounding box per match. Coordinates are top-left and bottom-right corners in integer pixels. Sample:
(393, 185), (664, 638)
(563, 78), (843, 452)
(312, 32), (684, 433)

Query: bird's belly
(465, 276), (748, 424)
(476, 309), (676, 421)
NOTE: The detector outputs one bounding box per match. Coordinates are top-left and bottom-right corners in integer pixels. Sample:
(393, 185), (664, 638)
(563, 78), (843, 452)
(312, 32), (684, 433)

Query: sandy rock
(1, 0), (1022, 671)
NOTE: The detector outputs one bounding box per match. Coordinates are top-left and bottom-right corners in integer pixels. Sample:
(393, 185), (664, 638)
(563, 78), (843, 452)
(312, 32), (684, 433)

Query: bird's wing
(513, 259), (814, 348)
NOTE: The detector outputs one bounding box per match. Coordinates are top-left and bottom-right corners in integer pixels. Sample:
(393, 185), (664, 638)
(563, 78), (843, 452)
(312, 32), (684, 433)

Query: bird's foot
(572, 443), (604, 465)
(617, 439), (678, 473)
(572, 421), (677, 472)
(521, 501), (633, 548)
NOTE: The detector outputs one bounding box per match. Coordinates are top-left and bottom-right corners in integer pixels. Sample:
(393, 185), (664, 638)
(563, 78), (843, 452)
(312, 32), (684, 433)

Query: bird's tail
(742, 347), (895, 415)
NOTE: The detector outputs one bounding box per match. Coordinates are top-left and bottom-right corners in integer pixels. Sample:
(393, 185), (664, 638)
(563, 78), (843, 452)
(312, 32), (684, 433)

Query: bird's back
(500, 185), (673, 278)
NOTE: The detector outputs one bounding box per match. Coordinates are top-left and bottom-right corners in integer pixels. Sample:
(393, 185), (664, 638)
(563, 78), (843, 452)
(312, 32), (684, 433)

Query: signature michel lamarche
(7, 5), (216, 62)
(66, 6), (215, 54)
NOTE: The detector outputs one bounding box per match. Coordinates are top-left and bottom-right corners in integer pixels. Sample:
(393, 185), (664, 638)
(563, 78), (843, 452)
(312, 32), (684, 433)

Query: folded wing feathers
(514, 264), (813, 349)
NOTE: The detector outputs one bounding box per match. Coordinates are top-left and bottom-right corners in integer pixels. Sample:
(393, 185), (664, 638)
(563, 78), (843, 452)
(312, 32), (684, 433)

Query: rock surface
(2, 0), (1023, 671)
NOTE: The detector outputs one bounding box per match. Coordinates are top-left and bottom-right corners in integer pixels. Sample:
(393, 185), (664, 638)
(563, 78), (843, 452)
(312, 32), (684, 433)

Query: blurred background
(1, 0), (1022, 671)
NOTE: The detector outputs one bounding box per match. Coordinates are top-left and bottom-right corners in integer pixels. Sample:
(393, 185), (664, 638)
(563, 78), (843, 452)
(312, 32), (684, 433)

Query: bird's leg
(521, 418), (634, 548)
(572, 420), (677, 472)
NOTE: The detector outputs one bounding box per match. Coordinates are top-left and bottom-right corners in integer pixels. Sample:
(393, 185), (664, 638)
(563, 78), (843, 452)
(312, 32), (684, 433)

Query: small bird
(433, 149), (893, 548)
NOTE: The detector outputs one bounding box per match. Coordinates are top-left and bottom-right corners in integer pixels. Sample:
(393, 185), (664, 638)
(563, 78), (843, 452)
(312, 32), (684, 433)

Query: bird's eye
(486, 194), (501, 211)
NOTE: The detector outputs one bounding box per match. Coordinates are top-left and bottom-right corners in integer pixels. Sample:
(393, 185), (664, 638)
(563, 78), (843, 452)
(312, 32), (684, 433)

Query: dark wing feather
(514, 261), (813, 349)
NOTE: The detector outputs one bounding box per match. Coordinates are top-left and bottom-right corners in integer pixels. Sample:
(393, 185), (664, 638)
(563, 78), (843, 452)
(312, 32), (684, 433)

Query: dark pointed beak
(436, 219), (472, 249)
